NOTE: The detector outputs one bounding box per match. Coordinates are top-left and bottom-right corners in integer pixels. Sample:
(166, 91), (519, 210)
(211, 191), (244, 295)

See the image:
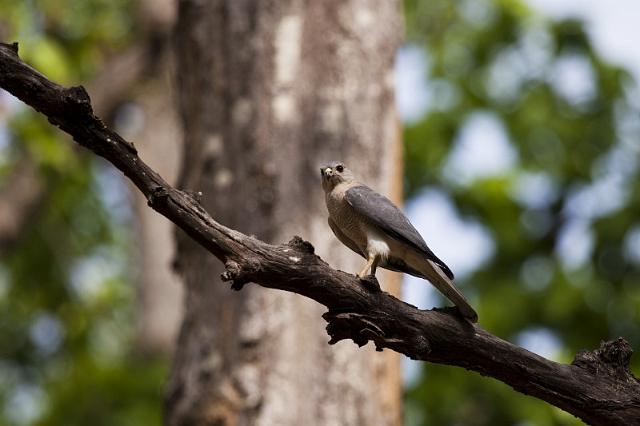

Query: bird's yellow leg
(371, 257), (379, 275)
(357, 254), (377, 278)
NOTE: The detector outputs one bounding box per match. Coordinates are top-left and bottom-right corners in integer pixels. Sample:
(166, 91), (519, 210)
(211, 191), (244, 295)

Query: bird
(320, 161), (478, 323)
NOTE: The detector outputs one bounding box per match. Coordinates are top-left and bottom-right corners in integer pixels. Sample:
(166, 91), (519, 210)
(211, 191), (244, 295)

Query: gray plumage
(321, 161), (478, 322)
(343, 185), (454, 279)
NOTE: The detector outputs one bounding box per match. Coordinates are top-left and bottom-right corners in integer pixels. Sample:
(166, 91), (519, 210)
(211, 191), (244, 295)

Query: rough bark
(169, 1), (402, 424)
(2, 40), (640, 426)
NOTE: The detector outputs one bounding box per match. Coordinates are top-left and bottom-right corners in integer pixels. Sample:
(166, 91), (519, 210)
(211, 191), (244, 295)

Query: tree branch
(1, 42), (638, 425)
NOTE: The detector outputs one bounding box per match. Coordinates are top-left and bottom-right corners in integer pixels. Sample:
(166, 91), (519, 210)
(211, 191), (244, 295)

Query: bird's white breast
(365, 231), (391, 260)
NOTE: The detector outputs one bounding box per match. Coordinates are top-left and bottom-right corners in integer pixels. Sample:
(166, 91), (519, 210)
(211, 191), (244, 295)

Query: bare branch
(1, 42), (638, 425)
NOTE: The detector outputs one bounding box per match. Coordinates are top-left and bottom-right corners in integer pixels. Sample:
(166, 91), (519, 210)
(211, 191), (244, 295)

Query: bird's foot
(357, 274), (381, 293)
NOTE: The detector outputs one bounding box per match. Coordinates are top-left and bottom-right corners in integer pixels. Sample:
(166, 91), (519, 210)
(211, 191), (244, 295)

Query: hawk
(321, 161), (478, 322)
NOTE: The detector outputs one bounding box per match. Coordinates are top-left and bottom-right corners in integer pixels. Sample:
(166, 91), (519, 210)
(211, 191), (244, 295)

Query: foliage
(0, 1), (166, 425)
(2, 0), (639, 425)
(402, 0), (640, 425)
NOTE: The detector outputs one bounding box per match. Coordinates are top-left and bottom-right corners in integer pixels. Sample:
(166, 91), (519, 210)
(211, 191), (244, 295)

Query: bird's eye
(336, 165), (344, 173)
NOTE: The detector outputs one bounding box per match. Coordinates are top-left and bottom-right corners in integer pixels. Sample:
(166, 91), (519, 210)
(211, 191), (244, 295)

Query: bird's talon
(357, 274), (381, 292)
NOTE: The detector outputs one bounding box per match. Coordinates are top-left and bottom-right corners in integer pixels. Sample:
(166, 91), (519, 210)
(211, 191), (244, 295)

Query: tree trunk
(130, 76), (184, 354)
(167, 1), (402, 424)
(88, 0), (184, 354)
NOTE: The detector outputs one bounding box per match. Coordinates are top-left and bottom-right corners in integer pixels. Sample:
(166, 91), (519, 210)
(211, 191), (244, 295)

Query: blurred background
(0, 0), (638, 425)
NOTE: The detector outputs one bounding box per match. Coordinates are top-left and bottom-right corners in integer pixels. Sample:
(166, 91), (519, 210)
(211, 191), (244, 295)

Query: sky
(396, 0), (640, 383)
(527, 0), (640, 81)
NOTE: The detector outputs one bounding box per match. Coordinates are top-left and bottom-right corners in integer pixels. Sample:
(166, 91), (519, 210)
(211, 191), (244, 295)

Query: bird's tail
(421, 260), (478, 323)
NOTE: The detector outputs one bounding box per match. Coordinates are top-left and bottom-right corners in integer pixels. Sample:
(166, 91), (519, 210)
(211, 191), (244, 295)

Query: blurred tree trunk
(0, 156), (43, 254)
(129, 75), (184, 353)
(122, 0), (184, 354)
(89, 0), (184, 354)
(167, 1), (402, 424)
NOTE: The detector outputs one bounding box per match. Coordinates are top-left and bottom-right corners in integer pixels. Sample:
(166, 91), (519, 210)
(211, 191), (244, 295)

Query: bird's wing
(328, 217), (365, 259)
(345, 185), (454, 280)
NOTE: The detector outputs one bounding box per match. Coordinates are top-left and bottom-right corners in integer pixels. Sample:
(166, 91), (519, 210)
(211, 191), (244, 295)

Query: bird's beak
(323, 167), (333, 177)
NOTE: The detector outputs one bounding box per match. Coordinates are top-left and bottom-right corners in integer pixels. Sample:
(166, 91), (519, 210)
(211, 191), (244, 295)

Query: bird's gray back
(344, 185), (454, 279)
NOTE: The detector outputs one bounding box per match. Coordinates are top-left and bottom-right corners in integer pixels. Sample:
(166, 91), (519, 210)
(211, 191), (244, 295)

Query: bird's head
(320, 161), (355, 192)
